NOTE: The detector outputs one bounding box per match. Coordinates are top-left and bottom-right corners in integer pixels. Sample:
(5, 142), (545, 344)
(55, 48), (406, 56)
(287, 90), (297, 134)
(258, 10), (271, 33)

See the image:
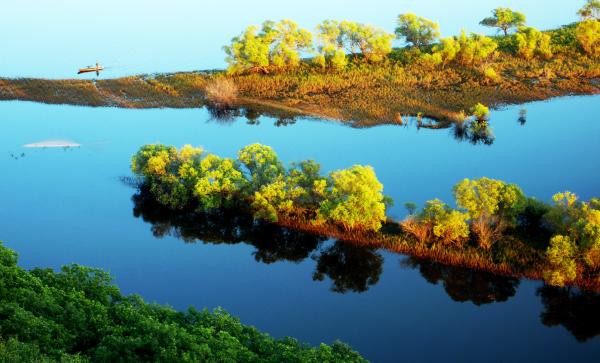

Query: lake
(1, 96), (599, 362)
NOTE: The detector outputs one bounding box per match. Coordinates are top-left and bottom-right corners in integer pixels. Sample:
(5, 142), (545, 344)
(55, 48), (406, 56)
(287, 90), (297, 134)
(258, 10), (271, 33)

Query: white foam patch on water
(23, 139), (81, 148)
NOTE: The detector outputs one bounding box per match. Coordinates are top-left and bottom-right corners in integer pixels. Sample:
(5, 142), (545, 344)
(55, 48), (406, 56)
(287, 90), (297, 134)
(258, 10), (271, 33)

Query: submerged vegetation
(1, 5), (598, 126)
(131, 143), (600, 291)
(0, 241), (365, 362)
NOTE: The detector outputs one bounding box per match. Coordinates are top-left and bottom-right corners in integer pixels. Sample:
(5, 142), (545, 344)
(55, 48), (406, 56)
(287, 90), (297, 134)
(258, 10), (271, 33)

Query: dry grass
(204, 78), (238, 109)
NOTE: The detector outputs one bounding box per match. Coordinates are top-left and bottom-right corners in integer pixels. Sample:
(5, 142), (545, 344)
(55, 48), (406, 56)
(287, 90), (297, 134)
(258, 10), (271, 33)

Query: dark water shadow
(402, 257), (520, 305)
(537, 285), (600, 342)
(132, 186), (382, 293)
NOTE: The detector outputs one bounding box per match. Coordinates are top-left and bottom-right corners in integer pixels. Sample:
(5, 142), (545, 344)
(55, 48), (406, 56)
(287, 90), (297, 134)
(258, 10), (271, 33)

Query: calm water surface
(1, 96), (600, 362)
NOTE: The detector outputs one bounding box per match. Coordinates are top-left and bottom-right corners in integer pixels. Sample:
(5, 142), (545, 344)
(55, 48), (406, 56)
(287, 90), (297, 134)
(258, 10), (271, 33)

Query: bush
(576, 20), (600, 57)
(204, 77), (238, 109)
(514, 26), (553, 59)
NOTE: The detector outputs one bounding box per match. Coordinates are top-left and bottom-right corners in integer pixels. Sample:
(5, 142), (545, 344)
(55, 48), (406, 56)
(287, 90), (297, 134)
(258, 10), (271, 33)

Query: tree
(480, 8), (526, 35)
(576, 20), (600, 57)
(514, 26), (553, 59)
(193, 154), (247, 211)
(470, 103), (490, 121)
(426, 31), (497, 67)
(395, 13), (440, 48)
(430, 36), (461, 66)
(453, 177), (525, 249)
(419, 199), (470, 246)
(317, 165), (387, 231)
(544, 235), (578, 286)
(455, 31), (498, 65)
(237, 143), (284, 190)
(314, 20), (348, 70)
(338, 21), (394, 62)
(263, 20), (313, 68)
(223, 25), (271, 74)
(0, 242), (367, 362)
(224, 20), (313, 73)
(578, 0), (600, 20)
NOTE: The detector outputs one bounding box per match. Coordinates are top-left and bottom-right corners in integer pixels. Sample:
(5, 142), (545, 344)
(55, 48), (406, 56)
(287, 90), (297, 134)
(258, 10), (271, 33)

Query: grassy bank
(1, 27), (598, 127)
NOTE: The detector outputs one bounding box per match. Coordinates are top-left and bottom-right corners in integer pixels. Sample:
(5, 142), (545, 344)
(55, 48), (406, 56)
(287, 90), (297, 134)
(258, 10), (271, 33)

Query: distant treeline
(223, 3), (599, 73)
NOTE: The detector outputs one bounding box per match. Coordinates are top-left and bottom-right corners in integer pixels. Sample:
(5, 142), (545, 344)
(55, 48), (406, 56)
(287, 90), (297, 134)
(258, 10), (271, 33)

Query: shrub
(575, 20), (600, 57)
(470, 103), (490, 121)
(419, 199), (470, 246)
(317, 165), (387, 232)
(544, 235), (578, 286)
(453, 177), (526, 249)
(204, 77), (238, 109)
(514, 26), (553, 59)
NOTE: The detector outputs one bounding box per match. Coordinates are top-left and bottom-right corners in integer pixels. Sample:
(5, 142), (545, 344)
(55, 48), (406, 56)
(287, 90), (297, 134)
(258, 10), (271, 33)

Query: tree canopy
(395, 13), (440, 47)
(133, 144), (389, 232)
(480, 8), (526, 35)
(576, 20), (600, 57)
(0, 242), (366, 362)
(514, 26), (553, 60)
(223, 20), (313, 73)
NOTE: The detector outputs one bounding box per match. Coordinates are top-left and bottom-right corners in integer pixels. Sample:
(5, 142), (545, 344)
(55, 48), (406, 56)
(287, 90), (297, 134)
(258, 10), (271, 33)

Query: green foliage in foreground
(0, 242), (365, 362)
(132, 143), (388, 232)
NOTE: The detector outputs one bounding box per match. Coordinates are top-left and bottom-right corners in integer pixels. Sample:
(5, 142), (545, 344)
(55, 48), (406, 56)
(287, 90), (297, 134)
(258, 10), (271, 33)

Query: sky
(0, 0), (585, 78)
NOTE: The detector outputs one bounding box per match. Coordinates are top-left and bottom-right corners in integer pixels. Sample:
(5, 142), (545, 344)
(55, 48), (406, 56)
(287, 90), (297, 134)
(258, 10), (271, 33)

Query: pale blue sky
(0, 0), (584, 78)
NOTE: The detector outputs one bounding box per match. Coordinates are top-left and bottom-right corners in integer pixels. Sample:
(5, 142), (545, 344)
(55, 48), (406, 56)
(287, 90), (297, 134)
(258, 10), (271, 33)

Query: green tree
(223, 25), (271, 74)
(480, 8), (527, 35)
(578, 0), (600, 20)
(193, 154), (247, 211)
(263, 20), (313, 69)
(547, 192), (600, 272)
(224, 20), (313, 73)
(339, 21), (394, 62)
(455, 31), (498, 65)
(470, 103), (490, 121)
(0, 242), (367, 362)
(395, 13), (440, 47)
(514, 26), (553, 60)
(131, 144), (203, 209)
(544, 235), (578, 286)
(430, 36), (461, 66)
(453, 177), (526, 249)
(315, 20), (348, 70)
(317, 165), (388, 231)
(576, 20), (600, 57)
(419, 199), (470, 246)
(237, 143), (285, 190)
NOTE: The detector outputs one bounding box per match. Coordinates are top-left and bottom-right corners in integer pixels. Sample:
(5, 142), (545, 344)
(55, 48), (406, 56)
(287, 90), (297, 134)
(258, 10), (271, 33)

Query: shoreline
(1, 55), (598, 127)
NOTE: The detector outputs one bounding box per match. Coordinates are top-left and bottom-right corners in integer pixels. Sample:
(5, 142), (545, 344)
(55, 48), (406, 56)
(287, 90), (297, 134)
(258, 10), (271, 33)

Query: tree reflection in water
(132, 188), (382, 292)
(402, 257), (520, 305)
(131, 187), (600, 342)
(537, 285), (600, 342)
(312, 241), (383, 294)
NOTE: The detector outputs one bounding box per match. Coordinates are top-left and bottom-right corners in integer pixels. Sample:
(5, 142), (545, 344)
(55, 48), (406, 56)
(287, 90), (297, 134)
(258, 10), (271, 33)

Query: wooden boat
(78, 62), (104, 75)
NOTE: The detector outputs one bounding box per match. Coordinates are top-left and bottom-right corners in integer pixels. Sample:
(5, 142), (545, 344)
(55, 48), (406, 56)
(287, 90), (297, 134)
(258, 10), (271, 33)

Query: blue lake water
(1, 96), (599, 362)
